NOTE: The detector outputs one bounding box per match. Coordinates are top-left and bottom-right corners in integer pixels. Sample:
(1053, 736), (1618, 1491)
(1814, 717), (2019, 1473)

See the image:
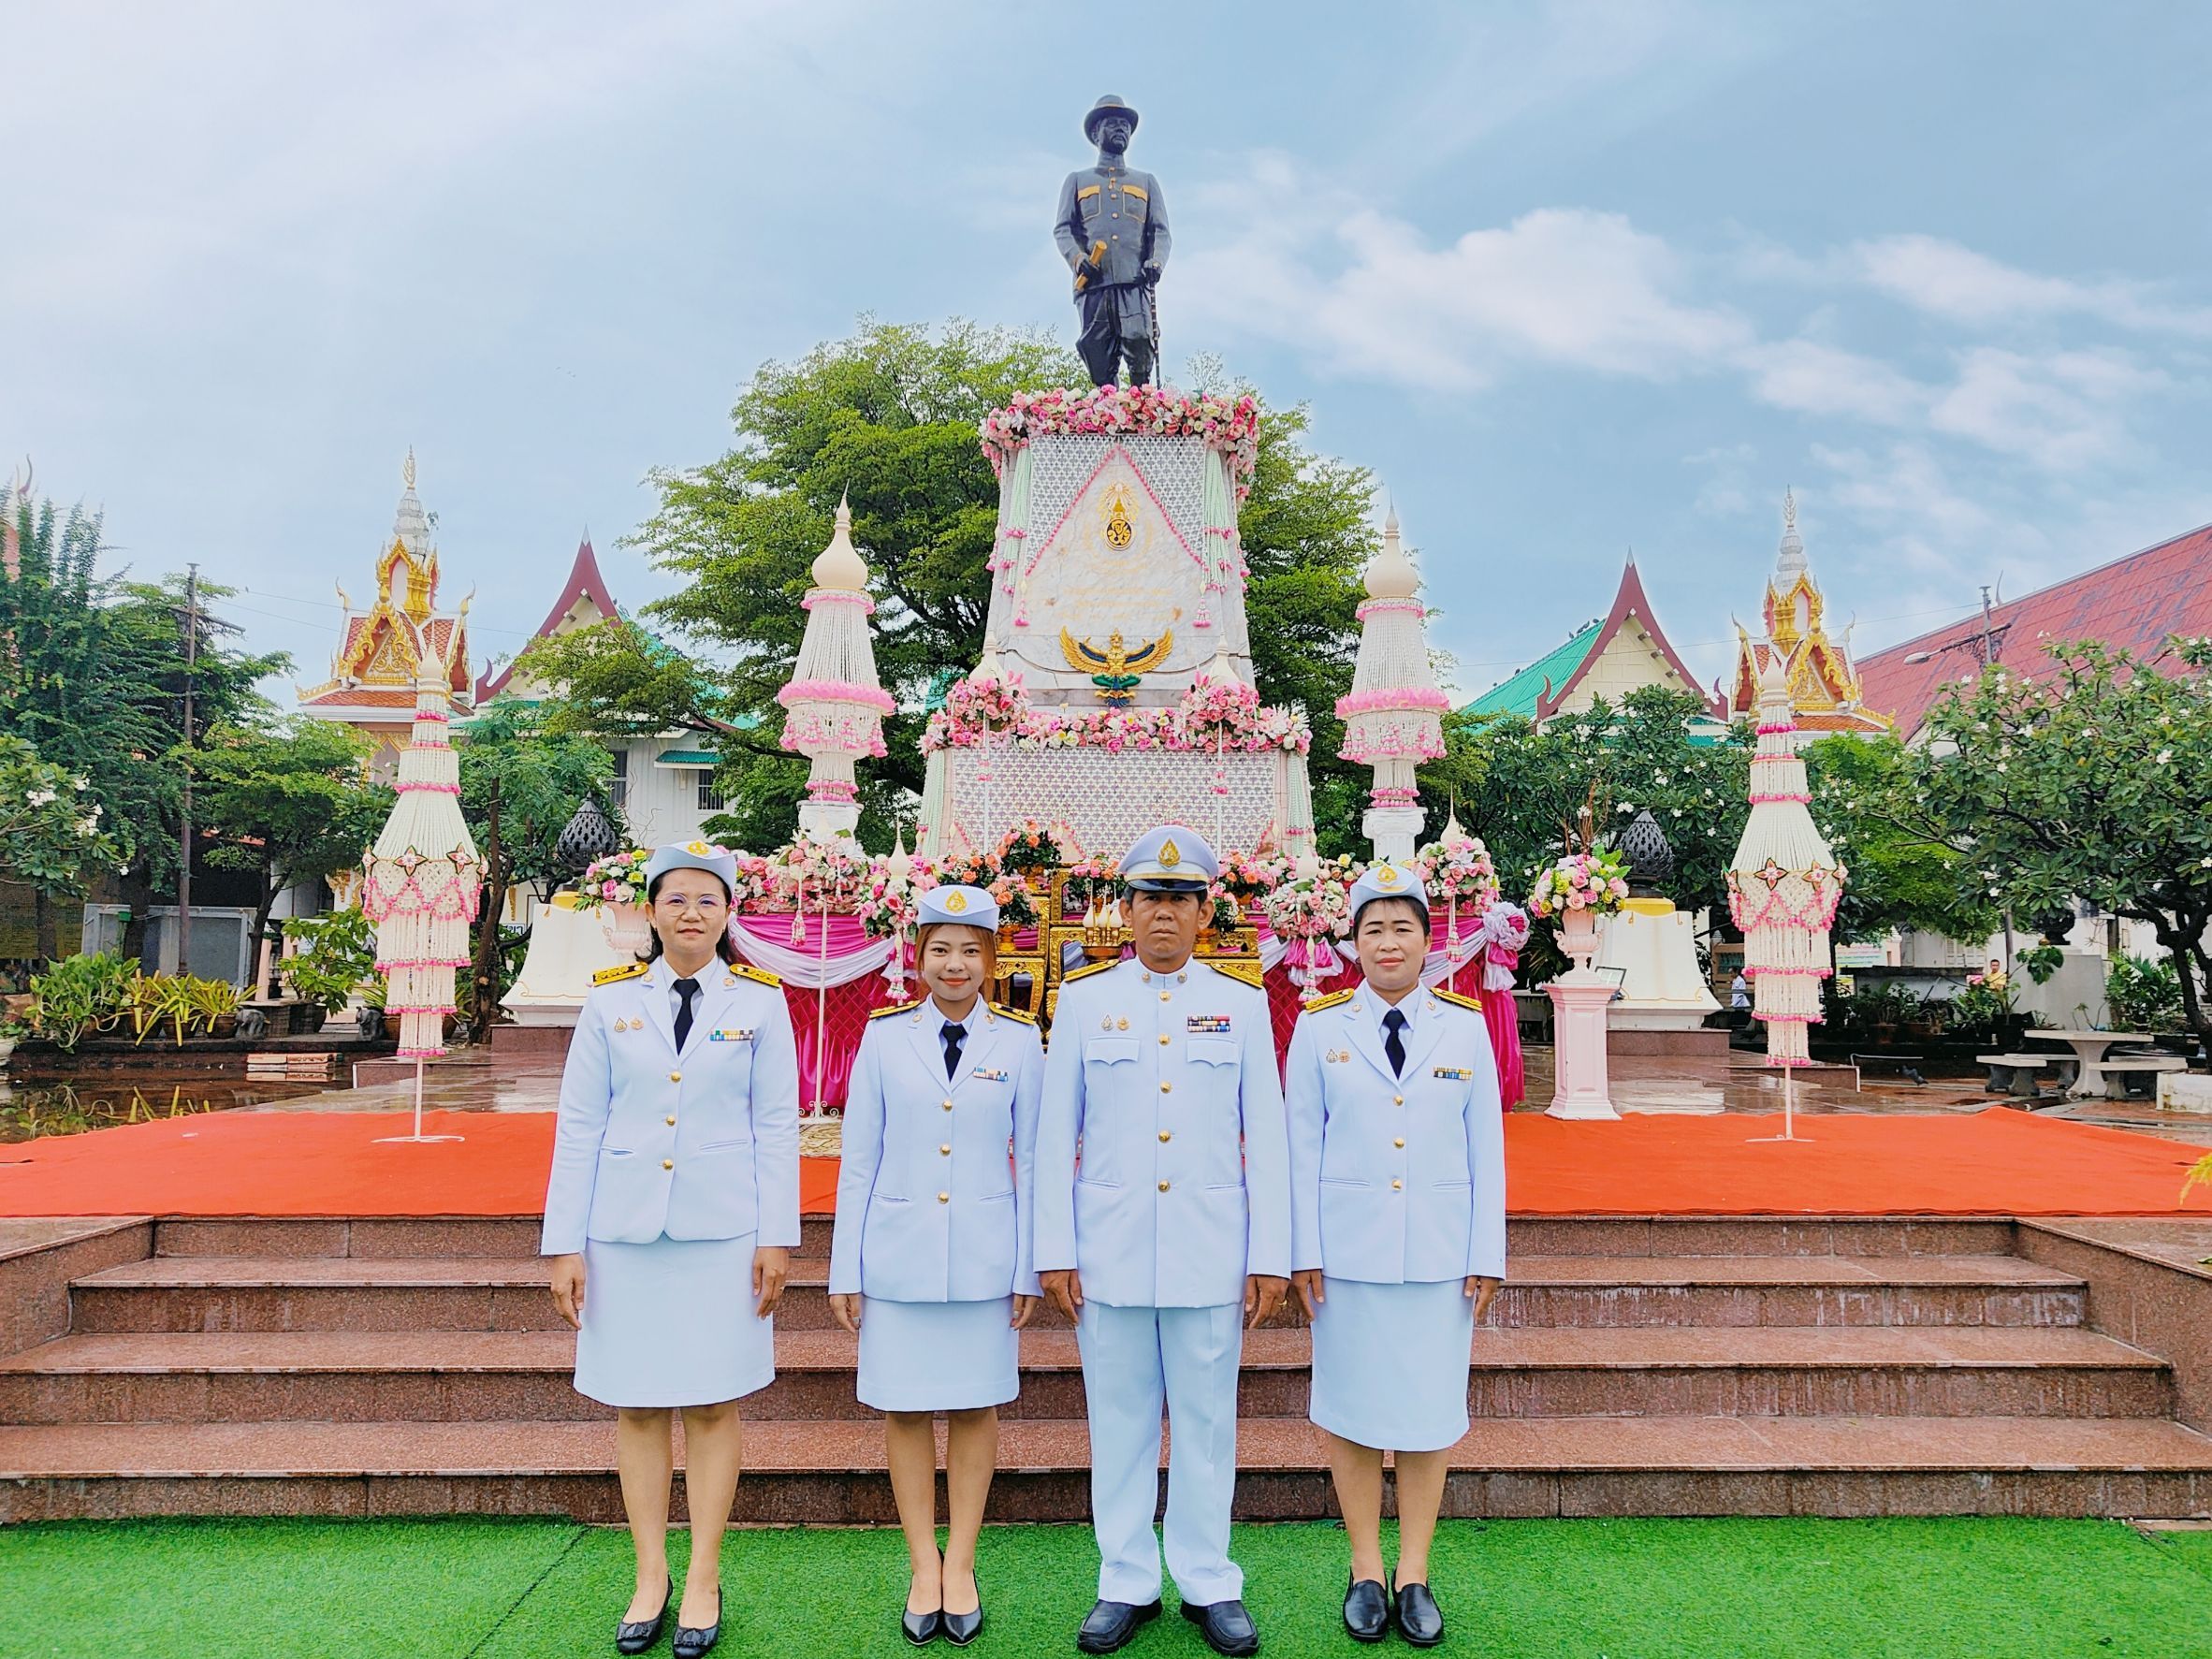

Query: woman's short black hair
(1353, 895), (1433, 939)
(642, 868), (742, 965)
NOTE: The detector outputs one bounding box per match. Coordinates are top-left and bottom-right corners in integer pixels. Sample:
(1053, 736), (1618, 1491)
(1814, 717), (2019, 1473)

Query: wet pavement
(0, 1078), (328, 1143)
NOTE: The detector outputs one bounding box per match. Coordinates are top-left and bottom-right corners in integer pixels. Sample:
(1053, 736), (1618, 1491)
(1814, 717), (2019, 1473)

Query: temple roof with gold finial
(1727, 490), (1890, 737)
(296, 449), (473, 723)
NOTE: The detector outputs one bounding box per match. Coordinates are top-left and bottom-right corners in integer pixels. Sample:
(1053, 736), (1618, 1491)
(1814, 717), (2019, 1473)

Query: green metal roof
(654, 749), (719, 768)
(1463, 621), (1602, 720)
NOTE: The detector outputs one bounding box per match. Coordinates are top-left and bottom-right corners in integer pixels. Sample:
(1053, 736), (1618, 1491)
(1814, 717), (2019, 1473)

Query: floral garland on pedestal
(923, 675), (1310, 756)
(979, 385), (1262, 501)
(1418, 837), (1500, 976)
(1260, 856), (1357, 988)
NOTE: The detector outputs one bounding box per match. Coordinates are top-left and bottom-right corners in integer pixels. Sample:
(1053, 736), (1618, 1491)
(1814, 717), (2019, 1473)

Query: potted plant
(280, 908), (381, 1034)
(0, 1013), (24, 1066)
(27, 953), (140, 1053)
(2105, 953), (2189, 1051)
(1526, 848), (1632, 967)
(573, 848), (654, 957)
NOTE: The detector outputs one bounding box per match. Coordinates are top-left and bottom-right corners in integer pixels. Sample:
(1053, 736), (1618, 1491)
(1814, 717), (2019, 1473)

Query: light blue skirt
(856, 1294), (1019, 1413)
(1309, 1275), (1475, 1452)
(575, 1233), (774, 1409)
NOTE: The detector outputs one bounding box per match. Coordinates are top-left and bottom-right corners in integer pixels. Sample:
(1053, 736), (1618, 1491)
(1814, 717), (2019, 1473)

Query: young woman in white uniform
(543, 841), (800, 1659)
(830, 884), (1042, 1646)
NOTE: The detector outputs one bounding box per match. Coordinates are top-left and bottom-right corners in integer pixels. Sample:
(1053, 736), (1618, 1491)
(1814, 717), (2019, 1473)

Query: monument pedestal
(1600, 898), (1727, 1057)
(1545, 975), (1620, 1119)
(500, 897), (628, 1029)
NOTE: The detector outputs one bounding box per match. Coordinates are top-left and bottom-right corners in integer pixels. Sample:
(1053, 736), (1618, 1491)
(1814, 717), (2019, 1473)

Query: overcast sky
(7, 1), (2207, 703)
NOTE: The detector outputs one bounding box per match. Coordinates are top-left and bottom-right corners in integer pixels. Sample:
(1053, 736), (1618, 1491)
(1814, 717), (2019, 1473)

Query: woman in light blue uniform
(1286, 862), (1506, 1649)
(544, 841), (800, 1659)
(829, 884), (1042, 1647)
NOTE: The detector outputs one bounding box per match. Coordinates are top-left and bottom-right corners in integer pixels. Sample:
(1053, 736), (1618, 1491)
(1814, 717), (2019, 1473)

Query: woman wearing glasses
(543, 842), (800, 1658)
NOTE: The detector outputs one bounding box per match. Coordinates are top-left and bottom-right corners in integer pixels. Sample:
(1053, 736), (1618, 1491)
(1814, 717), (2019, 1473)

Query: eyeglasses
(654, 895), (728, 915)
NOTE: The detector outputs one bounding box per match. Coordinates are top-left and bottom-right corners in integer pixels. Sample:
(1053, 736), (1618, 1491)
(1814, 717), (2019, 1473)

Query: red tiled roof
(1857, 521), (2212, 737)
(476, 535), (621, 703)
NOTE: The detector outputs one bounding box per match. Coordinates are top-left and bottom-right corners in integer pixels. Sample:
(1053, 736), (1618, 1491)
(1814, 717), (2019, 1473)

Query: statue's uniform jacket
(1054, 163), (1171, 313)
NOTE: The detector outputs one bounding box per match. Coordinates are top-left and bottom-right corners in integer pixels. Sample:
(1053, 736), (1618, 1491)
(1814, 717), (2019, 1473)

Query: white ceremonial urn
(598, 902), (653, 960)
(1545, 912), (1620, 1120)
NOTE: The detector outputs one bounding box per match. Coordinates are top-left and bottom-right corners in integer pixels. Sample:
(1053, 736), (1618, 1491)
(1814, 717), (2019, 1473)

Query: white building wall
(1556, 618), (1695, 714)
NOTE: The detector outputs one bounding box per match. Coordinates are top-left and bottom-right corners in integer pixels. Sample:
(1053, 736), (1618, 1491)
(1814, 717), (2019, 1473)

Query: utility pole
(177, 564), (198, 975)
(1978, 584), (1998, 667)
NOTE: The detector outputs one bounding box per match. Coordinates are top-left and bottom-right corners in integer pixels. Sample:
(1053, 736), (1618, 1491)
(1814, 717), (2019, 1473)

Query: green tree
(454, 699), (615, 1039)
(584, 318), (1373, 852)
(0, 735), (122, 914)
(1799, 734), (1996, 946)
(1902, 637), (2212, 1044)
(0, 496), (281, 955)
(195, 718), (396, 978)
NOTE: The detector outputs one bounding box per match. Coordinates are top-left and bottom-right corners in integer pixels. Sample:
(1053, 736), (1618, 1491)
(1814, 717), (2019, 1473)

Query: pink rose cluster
(978, 385), (1262, 500)
(1526, 850), (1633, 920)
(923, 679), (1310, 757)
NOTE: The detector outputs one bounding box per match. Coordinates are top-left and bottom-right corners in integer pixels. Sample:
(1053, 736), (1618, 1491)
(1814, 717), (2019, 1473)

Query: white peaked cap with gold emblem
(917, 883), (999, 930)
(643, 840), (739, 893)
(1347, 860), (1430, 925)
(1122, 823), (1218, 892)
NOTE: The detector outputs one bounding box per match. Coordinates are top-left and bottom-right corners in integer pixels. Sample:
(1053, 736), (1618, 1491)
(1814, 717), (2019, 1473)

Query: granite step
(5, 1414), (2209, 1524)
(0, 1324), (2169, 1426)
(66, 1254), (2089, 1335)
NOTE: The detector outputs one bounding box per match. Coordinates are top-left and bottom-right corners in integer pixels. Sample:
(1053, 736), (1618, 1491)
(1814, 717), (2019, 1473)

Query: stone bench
(1977, 1054), (2053, 1098)
(2097, 1054), (2187, 1099)
(1850, 1053), (1925, 1092)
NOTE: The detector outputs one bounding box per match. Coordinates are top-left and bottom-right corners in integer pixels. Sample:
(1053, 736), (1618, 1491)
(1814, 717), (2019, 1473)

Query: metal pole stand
(374, 1059), (465, 1144)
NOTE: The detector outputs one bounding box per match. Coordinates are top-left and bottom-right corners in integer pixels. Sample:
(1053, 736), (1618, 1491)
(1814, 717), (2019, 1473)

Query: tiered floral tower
(1338, 508), (1447, 861)
(779, 492), (892, 840)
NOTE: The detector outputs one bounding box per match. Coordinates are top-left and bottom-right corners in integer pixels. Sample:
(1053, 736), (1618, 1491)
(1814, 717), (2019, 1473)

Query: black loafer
(1343, 1576), (1389, 1642)
(616, 1577), (672, 1655)
(1181, 1597), (1259, 1657)
(941, 1573), (982, 1647)
(1393, 1580), (1444, 1648)
(903, 1606), (943, 1646)
(1076, 1597), (1161, 1653)
(673, 1583), (721, 1658)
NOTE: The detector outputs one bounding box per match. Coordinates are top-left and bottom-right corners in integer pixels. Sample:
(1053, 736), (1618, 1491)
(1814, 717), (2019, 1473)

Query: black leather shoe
(941, 1573), (982, 1647)
(1181, 1598), (1259, 1657)
(1393, 1580), (1444, 1648)
(1076, 1598), (1161, 1653)
(616, 1577), (671, 1655)
(1343, 1576), (1389, 1642)
(903, 1606), (943, 1646)
(672, 1583), (721, 1658)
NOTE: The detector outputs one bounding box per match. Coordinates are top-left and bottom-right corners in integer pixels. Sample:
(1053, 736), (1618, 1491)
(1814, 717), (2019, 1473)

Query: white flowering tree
(0, 735), (121, 919)
(1905, 637), (2212, 1047)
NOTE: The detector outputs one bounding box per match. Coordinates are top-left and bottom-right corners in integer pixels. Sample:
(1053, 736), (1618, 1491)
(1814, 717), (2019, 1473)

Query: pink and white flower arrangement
(1526, 849), (1632, 921)
(573, 849), (653, 911)
(1061, 855), (1122, 910)
(762, 836), (869, 912)
(1259, 854), (1359, 988)
(979, 385), (1262, 500)
(997, 817), (1082, 874)
(923, 691), (1309, 757)
(1417, 837), (1499, 912)
(1178, 675), (1264, 746)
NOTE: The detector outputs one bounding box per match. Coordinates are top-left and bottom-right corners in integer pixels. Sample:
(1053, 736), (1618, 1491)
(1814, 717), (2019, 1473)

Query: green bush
(27, 953), (140, 1051)
(2105, 954), (2185, 1032)
(280, 908), (382, 1013)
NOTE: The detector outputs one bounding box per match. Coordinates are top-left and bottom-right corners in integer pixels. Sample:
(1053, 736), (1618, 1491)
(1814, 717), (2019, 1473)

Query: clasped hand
(1041, 1269), (1288, 1330)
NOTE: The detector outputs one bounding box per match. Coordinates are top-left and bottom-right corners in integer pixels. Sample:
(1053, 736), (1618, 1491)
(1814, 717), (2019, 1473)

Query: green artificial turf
(4, 1517), (2210, 1659)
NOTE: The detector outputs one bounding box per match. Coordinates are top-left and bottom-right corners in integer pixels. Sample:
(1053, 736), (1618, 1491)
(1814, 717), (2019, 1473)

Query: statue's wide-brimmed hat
(1123, 824), (1215, 893)
(1084, 94), (1140, 142)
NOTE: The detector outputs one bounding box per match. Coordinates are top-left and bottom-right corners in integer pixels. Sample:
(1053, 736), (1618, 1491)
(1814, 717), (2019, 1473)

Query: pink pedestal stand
(1544, 916), (1619, 1121)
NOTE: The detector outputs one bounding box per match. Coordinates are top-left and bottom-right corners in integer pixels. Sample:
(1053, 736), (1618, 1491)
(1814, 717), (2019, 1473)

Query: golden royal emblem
(686, 839), (714, 856)
(1377, 865), (1401, 888)
(1159, 838), (1182, 869)
(946, 891), (968, 914)
(1103, 485), (1134, 550)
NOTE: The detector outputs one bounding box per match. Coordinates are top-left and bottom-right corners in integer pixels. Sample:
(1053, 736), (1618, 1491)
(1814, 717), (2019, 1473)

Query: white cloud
(1733, 339), (1926, 425)
(1927, 346), (2165, 470)
(1852, 234), (2212, 338)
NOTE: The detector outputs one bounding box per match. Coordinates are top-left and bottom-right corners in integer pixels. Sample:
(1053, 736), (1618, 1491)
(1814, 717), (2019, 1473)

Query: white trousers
(1077, 1300), (1245, 1606)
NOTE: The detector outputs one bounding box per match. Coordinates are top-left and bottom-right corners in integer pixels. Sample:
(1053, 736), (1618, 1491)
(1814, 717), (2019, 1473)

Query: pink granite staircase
(3, 1215), (2209, 1521)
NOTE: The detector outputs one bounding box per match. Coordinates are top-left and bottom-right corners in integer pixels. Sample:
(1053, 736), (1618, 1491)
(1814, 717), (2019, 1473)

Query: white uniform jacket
(828, 1000), (1044, 1302)
(1034, 958), (1291, 1308)
(541, 958), (802, 1257)
(1286, 983), (1506, 1284)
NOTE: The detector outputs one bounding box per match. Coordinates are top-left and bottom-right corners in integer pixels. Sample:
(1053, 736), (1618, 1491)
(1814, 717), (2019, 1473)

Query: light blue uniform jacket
(828, 1001), (1044, 1302)
(1286, 984), (1506, 1284)
(541, 958), (802, 1257)
(1034, 959), (1291, 1307)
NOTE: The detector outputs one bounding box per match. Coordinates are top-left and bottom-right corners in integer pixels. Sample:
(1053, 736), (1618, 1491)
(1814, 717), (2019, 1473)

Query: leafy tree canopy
(1799, 734), (1997, 946)
(0, 735), (121, 897)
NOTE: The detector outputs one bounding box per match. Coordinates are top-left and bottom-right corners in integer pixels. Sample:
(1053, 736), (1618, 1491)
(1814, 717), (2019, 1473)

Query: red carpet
(0, 1106), (2205, 1220)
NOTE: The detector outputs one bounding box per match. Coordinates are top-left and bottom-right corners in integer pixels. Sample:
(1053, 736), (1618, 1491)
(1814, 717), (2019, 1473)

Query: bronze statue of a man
(1054, 95), (1171, 388)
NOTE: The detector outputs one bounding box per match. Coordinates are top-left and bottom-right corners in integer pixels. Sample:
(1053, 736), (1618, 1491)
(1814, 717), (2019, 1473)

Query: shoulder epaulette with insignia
(1431, 987), (1484, 1013)
(1062, 959), (1120, 983)
(592, 962), (649, 986)
(868, 1000), (920, 1021)
(991, 1002), (1039, 1025)
(732, 963), (781, 988)
(1206, 959), (1264, 990)
(1302, 989), (1356, 1012)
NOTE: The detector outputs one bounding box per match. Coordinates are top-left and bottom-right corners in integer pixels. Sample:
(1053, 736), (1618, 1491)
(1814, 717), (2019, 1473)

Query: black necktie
(941, 1020), (966, 1081)
(673, 977), (699, 1050)
(1383, 1007), (1407, 1078)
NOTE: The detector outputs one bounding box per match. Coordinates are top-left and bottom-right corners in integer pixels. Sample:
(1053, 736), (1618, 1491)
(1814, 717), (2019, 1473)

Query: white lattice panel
(945, 749), (1283, 859)
(1026, 434), (1207, 554)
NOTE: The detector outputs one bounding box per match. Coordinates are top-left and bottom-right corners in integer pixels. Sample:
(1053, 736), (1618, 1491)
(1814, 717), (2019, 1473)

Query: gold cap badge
(1377, 865), (1401, 888)
(686, 840), (713, 855)
(946, 891), (968, 913)
(1159, 838), (1182, 868)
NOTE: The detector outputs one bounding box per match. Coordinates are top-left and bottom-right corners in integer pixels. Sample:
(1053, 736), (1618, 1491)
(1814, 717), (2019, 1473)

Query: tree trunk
(471, 782), (504, 1043)
(249, 860), (279, 998)
(32, 889), (57, 962)
(117, 867), (153, 965)
(2155, 922), (2209, 1051)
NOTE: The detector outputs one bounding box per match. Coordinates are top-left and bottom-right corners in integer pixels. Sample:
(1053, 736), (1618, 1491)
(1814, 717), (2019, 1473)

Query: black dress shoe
(672, 1583), (721, 1658)
(1181, 1597), (1259, 1657)
(903, 1606), (943, 1646)
(1076, 1597), (1161, 1653)
(941, 1573), (982, 1647)
(615, 1577), (671, 1655)
(1343, 1576), (1389, 1642)
(1393, 1580), (1445, 1648)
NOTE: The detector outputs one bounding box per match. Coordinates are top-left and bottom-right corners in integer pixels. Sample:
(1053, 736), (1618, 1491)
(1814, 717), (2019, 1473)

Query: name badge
(1186, 1014), (1232, 1034)
(709, 1028), (755, 1042)
(1433, 1066), (1473, 1081)
(971, 1066), (1008, 1081)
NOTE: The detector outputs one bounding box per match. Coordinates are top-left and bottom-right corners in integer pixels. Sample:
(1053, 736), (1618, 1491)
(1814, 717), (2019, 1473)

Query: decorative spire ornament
(1338, 505), (1448, 861)
(779, 491), (892, 839)
(361, 605), (486, 1143)
(1725, 649), (1847, 1141)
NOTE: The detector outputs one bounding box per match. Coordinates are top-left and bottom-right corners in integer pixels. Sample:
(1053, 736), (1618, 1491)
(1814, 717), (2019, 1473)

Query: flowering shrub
(1527, 849), (1632, 920)
(572, 849), (652, 911)
(924, 682), (1309, 756)
(979, 385), (1261, 500)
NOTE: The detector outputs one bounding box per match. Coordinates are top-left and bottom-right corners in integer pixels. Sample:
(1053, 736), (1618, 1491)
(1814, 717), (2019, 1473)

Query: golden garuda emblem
(1061, 628), (1172, 706)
